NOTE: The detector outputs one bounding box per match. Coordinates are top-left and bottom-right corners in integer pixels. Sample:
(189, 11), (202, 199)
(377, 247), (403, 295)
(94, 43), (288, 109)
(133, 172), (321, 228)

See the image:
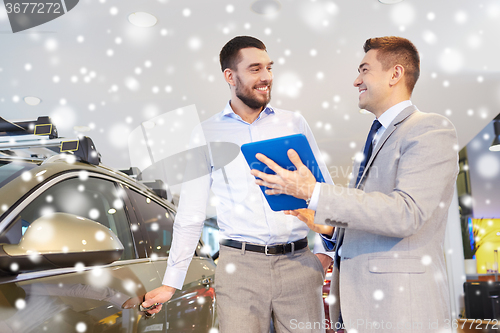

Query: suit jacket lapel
(355, 105), (418, 189)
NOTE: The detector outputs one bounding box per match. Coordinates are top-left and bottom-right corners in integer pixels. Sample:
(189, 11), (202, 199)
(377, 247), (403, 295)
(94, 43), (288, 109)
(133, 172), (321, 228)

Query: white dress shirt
(163, 102), (334, 289)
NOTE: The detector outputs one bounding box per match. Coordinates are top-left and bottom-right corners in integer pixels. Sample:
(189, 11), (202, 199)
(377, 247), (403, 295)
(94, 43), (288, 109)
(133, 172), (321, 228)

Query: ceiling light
(378, 0), (404, 4)
(128, 12), (158, 28)
(74, 125), (91, 132)
(251, 0), (281, 15)
(489, 116), (500, 152)
(24, 96), (41, 106)
(359, 109), (371, 115)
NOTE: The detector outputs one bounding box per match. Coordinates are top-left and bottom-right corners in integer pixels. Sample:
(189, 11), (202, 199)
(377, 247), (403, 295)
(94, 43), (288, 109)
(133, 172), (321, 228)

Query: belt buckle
(265, 244), (286, 255)
(265, 244), (280, 255)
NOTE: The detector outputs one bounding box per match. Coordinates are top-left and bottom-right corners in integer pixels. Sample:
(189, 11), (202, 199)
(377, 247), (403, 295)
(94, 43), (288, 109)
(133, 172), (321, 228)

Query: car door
(0, 172), (167, 333)
(124, 188), (217, 333)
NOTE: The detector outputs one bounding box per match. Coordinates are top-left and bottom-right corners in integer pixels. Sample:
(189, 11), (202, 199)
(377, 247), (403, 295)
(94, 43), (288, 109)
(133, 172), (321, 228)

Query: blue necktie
(335, 120), (382, 268)
(355, 119), (382, 187)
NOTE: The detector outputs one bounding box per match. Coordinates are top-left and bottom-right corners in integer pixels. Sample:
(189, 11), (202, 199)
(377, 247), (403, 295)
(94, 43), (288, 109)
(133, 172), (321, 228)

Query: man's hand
(141, 285), (176, 315)
(315, 253), (333, 275)
(250, 149), (317, 200)
(285, 209), (334, 236)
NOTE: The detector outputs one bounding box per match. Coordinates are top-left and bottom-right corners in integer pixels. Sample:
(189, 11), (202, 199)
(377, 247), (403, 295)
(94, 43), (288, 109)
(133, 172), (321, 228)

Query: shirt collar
(377, 100), (412, 129)
(222, 101), (275, 122)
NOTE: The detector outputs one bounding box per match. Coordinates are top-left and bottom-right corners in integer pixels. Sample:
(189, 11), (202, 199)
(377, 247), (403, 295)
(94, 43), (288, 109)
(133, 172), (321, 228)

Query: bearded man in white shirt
(142, 36), (334, 333)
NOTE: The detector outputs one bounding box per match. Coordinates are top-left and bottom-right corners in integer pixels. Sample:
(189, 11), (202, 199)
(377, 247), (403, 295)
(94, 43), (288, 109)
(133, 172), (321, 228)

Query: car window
(0, 176), (136, 260)
(0, 160), (37, 188)
(126, 189), (174, 258)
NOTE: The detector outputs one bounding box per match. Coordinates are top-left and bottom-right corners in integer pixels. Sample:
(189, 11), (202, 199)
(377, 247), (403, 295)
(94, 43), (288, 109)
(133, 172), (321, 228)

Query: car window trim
(123, 187), (175, 259)
(0, 258), (155, 284)
(123, 187), (207, 258)
(117, 182), (149, 259)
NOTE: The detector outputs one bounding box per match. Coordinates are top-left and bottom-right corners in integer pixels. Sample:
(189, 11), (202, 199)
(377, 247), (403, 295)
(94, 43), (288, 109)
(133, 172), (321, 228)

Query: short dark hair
(363, 36), (420, 93)
(219, 36), (267, 72)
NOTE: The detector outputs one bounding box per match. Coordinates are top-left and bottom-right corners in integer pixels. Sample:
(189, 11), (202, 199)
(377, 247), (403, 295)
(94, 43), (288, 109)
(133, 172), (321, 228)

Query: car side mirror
(0, 212), (124, 274)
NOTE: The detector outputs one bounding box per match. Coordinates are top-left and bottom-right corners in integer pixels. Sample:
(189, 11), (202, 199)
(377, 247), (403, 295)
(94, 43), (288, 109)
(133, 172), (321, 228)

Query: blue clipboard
(241, 134), (325, 211)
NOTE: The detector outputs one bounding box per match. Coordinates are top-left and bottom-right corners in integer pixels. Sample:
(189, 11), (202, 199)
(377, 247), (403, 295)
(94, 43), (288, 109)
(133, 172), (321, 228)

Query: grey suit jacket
(316, 106), (459, 332)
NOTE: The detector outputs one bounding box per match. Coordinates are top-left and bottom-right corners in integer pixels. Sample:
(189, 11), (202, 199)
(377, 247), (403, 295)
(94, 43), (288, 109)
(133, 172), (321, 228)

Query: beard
(235, 75), (272, 110)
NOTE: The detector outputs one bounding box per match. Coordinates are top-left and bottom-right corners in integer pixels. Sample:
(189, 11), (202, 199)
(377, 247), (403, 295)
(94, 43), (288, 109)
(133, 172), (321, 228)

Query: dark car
(0, 116), (217, 332)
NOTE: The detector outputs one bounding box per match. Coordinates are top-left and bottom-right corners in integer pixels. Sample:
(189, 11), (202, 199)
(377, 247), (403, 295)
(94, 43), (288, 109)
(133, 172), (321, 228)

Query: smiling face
(353, 49), (394, 117)
(231, 47), (273, 111)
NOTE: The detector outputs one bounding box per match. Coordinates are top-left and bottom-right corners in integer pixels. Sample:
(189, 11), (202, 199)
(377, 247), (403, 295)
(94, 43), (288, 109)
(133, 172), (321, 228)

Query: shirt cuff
(319, 230), (337, 251)
(320, 237), (335, 251)
(321, 231), (337, 242)
(162, 265), (188, 290)
(307, 182), (321, 211)
(312, 233), (335, 258)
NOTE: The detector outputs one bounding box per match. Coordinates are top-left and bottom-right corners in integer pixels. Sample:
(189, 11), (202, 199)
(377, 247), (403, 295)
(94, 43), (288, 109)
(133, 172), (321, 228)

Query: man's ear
(224, 68), (236, 87)
(389, 64), (405, 87)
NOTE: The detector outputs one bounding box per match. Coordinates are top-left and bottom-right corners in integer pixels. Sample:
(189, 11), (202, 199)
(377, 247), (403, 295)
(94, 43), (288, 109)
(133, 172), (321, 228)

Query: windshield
(0, 160), (37, 188)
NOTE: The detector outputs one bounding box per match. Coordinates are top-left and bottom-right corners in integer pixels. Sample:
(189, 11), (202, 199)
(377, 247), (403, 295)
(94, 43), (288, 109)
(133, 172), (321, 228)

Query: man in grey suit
(250, 36), (459, 332)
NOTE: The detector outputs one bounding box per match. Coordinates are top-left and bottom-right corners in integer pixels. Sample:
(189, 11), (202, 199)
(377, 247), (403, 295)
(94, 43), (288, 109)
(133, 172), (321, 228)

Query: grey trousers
(215, 244), (326, 333)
